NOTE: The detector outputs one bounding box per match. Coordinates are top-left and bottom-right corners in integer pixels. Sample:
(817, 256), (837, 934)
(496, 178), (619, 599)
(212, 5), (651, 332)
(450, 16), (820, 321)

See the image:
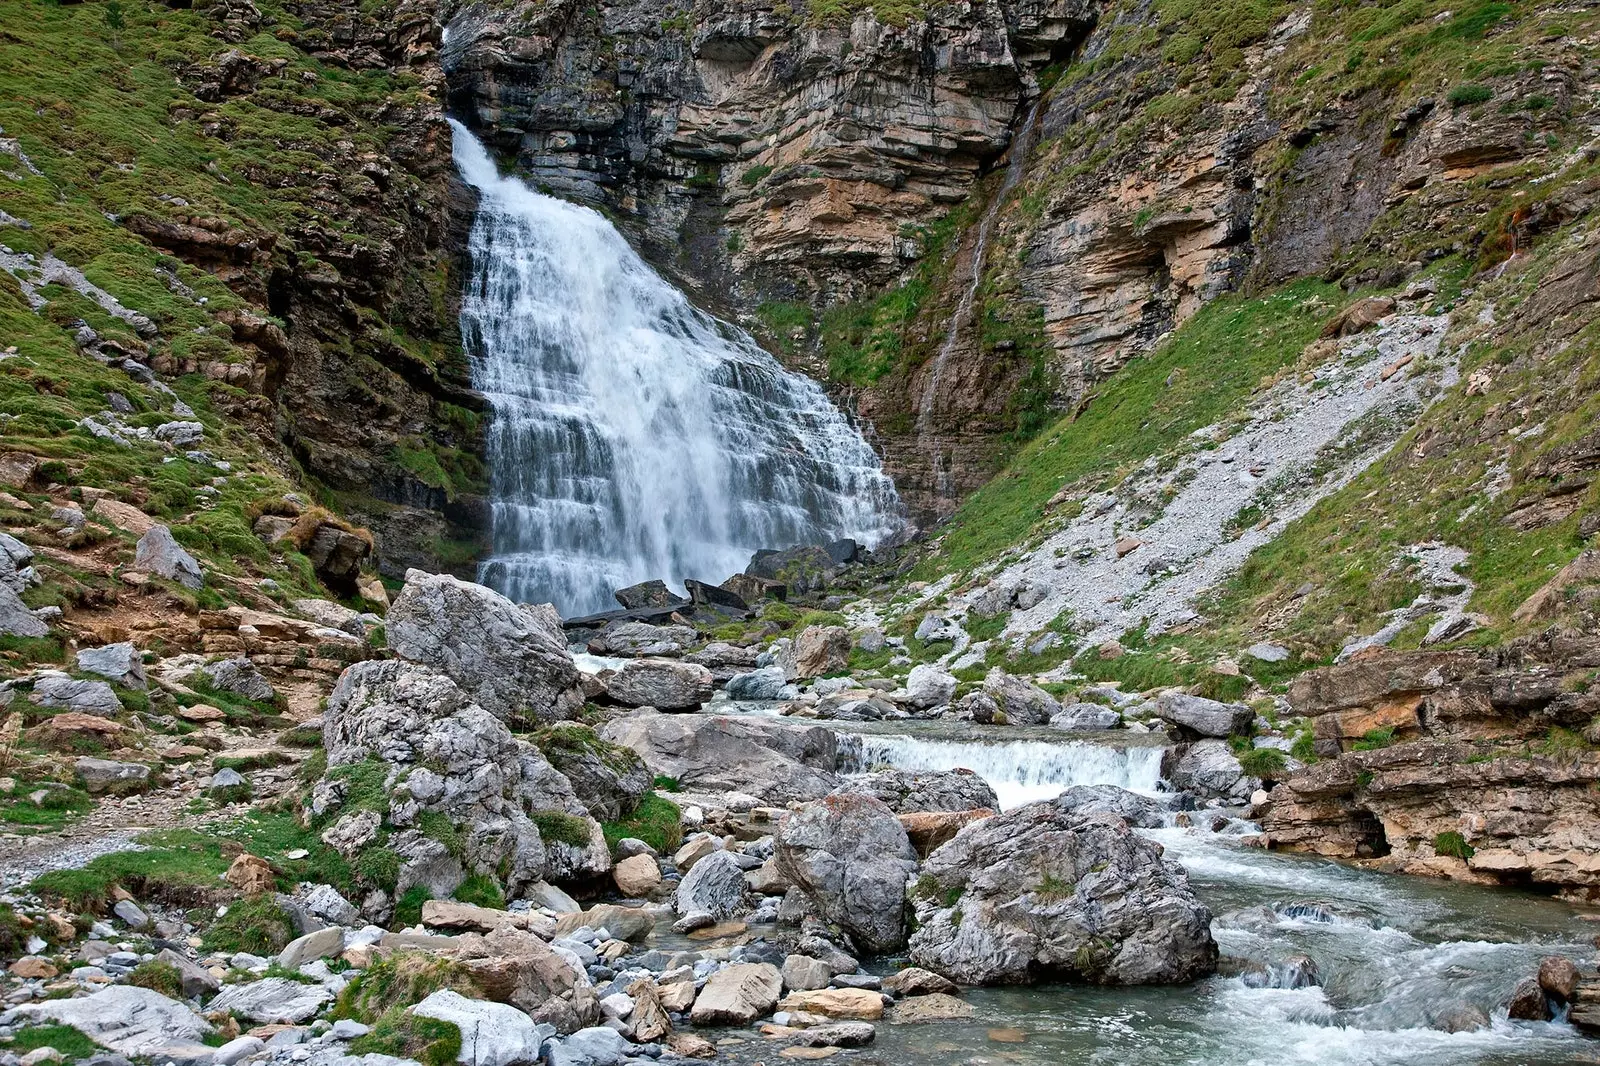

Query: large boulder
(907, 794), (1217, 985)
(747, 546), (836, 596)
(76, 757), (151, 795)
(604, 658), (713, 710)
(1050, 703), (1121, 731)
(776, 794), (919, 953)
(600, 711), (839, 804)
(587, 620), (697, 657)
(905, 664), (958, 709)
(612, 580), (685, 610)
(1165, 740), (1258, 804)
(439, 924), (602, 1033)
(28, 673), (122, 715)
(0, 533), (37, 593)
(1050, 784), (1170, 828)
(303, 522), (371, 594)
(320, 659), (607, 898)
(690, 963), (783, 1025)
(207, 977), (331, 1023)
(983, 668), (1058, 725)
(675, 850), (748, 919)
(386, 570), (582, 725)
(411, 990), (553, 1066)
(199, 656), (275, 703)
(1155, 693), (1252, 738)
(831, 768), (998, 814)
(75, 642), (146, 689)
(4, 986), (212, 1058)
(134, 525), (203, 589)
(533, 724), (651, 822)
(0, 583), (47, 638)
(724, 666), (796, 701)
(779, 625), (851, 680)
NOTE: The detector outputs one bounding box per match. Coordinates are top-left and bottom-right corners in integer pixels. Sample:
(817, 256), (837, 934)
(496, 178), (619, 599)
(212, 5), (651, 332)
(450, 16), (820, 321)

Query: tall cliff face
(438, 0), (1589, 527)
(442, 0), (1093, 315)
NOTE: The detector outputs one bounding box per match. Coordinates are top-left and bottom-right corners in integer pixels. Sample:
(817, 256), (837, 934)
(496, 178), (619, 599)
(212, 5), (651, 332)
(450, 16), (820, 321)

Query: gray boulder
(200, 657), (275, 703)
(546, 1026), (627, 1066)
(600, 711), (839, 804)
(153, 420), (204, 447)
(75, 642), (146, 689)
(0, 583), (47, 638)
(0, 532), (37, 593)
(386, 569), (583, 726)
(724, 666), (795, 701)
(904, 664), (957, 709)
(76, 758), (150, 795)
(134, 525), (203, 589)
(587, 620), (696, 657)
(689, 962), (783, 1025)
(206, 977), (332, 1024)
(321, 659), (607, 897)
(952, 690), (1000, 723)
(1155, 693), (1252, 738)
(4, 986), (211, 1058)
(412, 990), (554, 1066)
(983, 668), (1058, 725)
(908, 795), (1216, 985)
(776, 793), (919, 953)
(914, 614), (964, 645)
(1050, 703), (1121, 731)
(612, 580), (684, 610)
(207, 767), (248, 796)
(675, 850), (748, 919)
(1165, 740), (1258, 804)
(30, 673), (122, 715)
(154, 949), (219, 998)
(298, 883), (360, 927)
(831, 768), (998, 813)
(603, 658), (713, 710)
(1050, 784), (1170, 828)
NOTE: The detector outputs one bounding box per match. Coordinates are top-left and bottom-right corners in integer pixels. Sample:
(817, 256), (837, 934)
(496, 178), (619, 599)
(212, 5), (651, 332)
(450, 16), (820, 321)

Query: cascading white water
(915, 100), (1042, 437)
(449, 120), (903, 616)
(844, 733), (1165, 809)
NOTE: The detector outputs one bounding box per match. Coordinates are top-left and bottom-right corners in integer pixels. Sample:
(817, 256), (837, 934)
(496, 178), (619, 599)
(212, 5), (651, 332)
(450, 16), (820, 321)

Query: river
(710, 705), (1598, 1065)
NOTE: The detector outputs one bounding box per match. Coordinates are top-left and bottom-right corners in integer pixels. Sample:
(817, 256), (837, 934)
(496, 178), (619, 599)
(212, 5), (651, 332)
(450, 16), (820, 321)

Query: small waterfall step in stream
(754, 709), (1595, 1065)
(450, 120), (902, 617)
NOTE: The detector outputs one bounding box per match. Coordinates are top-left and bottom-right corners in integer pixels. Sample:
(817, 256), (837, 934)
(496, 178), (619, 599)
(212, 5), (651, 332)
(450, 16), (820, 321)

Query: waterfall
(915, 100), (1043, 436)
(841, 733), (1165, 809)
(449, 120), (903, 616)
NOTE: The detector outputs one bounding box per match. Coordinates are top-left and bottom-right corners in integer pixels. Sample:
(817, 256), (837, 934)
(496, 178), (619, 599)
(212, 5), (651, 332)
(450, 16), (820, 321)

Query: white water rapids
(843, 732), (1164, 808)
(449, 120), (902, 616)
(829, 723), (1592, 1065)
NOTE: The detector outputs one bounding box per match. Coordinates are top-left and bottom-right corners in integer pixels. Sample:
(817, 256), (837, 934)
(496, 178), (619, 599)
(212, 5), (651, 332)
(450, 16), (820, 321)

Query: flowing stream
(829, 723), (1594, 1065)
(449, 120), (902, 616)
(915, 100), (1042, 437)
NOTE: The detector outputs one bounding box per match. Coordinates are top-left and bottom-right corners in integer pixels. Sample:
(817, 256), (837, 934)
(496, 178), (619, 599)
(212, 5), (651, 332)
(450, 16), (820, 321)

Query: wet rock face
(443, 0), (1093, 313)
(908, 790), (1217, 985)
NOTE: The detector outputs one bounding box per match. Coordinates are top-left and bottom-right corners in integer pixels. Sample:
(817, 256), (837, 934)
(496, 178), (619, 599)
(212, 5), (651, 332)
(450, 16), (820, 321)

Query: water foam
(842, 733), (1164, 808)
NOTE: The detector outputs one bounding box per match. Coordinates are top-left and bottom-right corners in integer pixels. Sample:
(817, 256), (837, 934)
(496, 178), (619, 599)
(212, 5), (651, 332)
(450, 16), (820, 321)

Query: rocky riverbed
(1, 561), (1597, 1066)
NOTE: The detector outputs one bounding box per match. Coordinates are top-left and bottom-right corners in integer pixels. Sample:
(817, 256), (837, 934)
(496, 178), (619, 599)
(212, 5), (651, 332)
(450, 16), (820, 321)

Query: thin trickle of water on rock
(916, 100), (1043, 442)
(449, 120), (902, 616)
(842, 732), (1164, 808)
